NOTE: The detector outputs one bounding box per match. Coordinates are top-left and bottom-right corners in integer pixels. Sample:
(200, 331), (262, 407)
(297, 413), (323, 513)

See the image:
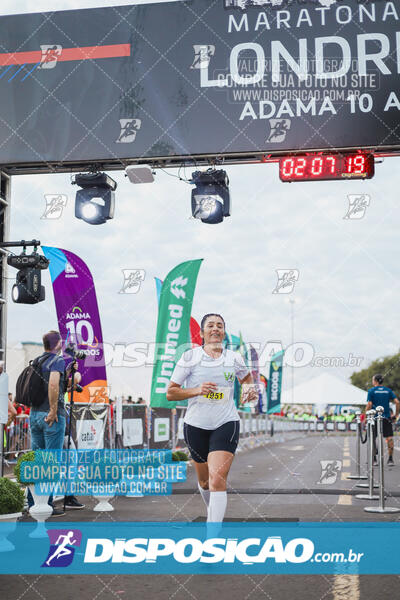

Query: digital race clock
(279, 153), (375, 183)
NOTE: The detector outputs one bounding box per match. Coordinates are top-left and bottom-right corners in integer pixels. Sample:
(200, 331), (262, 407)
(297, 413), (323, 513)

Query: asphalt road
(2, 431), (400, 599)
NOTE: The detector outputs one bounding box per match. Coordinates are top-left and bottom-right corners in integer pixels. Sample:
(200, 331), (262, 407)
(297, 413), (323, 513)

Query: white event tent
(281, 372), (367, 415)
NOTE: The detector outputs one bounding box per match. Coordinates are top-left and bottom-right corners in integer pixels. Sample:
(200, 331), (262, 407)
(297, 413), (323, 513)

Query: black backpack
(15, 353), (50, 408)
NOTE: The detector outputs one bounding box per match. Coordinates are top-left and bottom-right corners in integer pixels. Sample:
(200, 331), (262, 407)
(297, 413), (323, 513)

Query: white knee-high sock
(198, 482), (210, 507)
(207, 491), (227, 522)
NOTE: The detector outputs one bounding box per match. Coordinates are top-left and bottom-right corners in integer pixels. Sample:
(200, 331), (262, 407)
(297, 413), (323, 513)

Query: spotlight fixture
(72, 172), (117, 225)
(8, 249), (49, 304)
(191, 169), (231, 224)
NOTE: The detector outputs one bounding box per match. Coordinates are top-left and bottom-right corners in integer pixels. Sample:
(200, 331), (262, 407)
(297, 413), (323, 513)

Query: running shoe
(64, 496), (85, 509)
(51, 507), (66, 516)
(387, 456), (394, 466)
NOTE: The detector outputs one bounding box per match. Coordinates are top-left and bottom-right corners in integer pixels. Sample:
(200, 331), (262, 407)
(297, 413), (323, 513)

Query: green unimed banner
(150, 259), (203, 409)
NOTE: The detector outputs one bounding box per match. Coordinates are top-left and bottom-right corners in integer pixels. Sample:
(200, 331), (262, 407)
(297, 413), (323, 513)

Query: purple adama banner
(42, 246), (109, 404)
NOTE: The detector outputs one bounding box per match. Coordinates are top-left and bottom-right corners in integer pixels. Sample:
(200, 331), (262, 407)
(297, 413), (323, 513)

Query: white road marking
(332, 575), (360, 600)
(338, 495), (352, 505)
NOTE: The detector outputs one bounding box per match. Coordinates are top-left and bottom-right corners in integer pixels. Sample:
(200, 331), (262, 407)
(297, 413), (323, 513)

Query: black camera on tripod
(64, 344), (86, 393)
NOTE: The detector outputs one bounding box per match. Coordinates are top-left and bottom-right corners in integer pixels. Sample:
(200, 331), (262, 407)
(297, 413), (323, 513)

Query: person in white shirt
(167, 313), (257, 523)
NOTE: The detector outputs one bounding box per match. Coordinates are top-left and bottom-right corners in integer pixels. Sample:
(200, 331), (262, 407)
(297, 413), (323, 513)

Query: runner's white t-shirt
(170, 346), (250, 430)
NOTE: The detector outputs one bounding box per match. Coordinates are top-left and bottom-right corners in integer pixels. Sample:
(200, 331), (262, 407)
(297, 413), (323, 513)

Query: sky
(4, 0), (400, 401)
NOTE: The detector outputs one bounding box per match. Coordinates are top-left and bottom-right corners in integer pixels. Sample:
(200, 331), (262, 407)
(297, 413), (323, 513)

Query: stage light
(8, 251), (49, 304)
(81, 200), (102, 222)
(73, 172), (117, 225)
(191, 169), (231, 224)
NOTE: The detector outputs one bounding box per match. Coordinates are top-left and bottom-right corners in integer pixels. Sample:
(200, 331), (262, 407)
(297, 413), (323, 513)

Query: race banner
(121, 404), (147, 449)
(154, 277), (163, 304)
(248, 344), (263, 413)
(70, 404), (110, 450)
(1, 0), (399, 171)
(259, 373), (268, 413)
(225, 332), (242, 408)
(155, 277), (202, 347)
(150, 260), (203, 408)
(267, 350), (284, 414)
(42, 246), (109, 404)
(225, 332), (240, 351)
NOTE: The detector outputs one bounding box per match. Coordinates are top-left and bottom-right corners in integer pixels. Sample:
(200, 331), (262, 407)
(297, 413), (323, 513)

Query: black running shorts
(373, 418), (393, 438)
(183, 420), (240, 463)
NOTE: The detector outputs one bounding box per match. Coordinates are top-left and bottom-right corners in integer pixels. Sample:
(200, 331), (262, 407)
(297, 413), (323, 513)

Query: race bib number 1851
(200, 386), (230, 404)
(204, 391), (224, 400)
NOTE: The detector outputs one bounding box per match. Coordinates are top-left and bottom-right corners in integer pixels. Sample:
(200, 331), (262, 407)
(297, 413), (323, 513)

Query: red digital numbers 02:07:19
(279, 153), (375, 182)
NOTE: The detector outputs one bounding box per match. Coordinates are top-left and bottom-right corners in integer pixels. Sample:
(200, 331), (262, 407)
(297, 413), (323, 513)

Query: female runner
(166, 313), (257, 522)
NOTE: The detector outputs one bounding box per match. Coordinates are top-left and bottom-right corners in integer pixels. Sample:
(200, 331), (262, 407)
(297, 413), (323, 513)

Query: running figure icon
(45, 531), (77, 566)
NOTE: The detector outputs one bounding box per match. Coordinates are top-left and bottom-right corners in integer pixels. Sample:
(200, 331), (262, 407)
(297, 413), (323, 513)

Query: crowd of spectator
(4, 392), (32, 461)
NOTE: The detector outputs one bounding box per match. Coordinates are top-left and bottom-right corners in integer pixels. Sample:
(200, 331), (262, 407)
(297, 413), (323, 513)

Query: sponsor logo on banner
(76, 419), (104, 449)
(170, 276), (187, 299)
(119, 269), (146, 294)
(318, 460), (342, 485)
(65, 306), (101, 358)
(116, 119), (142, 143)
(272, 269), (299, 294)
(41, 194), (68, 219)
(65, 262), (78, 278)
(39, 45), (62, 69)
(154, 418), (170, 442)
(42, 529), (82, 568)
(123, 418), (143, 446)
(268, 119), (291, 143)
(191, 45), (215, 69)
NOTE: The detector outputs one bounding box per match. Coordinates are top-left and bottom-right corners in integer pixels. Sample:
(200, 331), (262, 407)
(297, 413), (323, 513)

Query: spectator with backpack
(17, 330), (84, 515)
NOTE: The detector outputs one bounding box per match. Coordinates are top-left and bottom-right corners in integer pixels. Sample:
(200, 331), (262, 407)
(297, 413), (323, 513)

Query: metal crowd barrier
(3, 415), (31, 457)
